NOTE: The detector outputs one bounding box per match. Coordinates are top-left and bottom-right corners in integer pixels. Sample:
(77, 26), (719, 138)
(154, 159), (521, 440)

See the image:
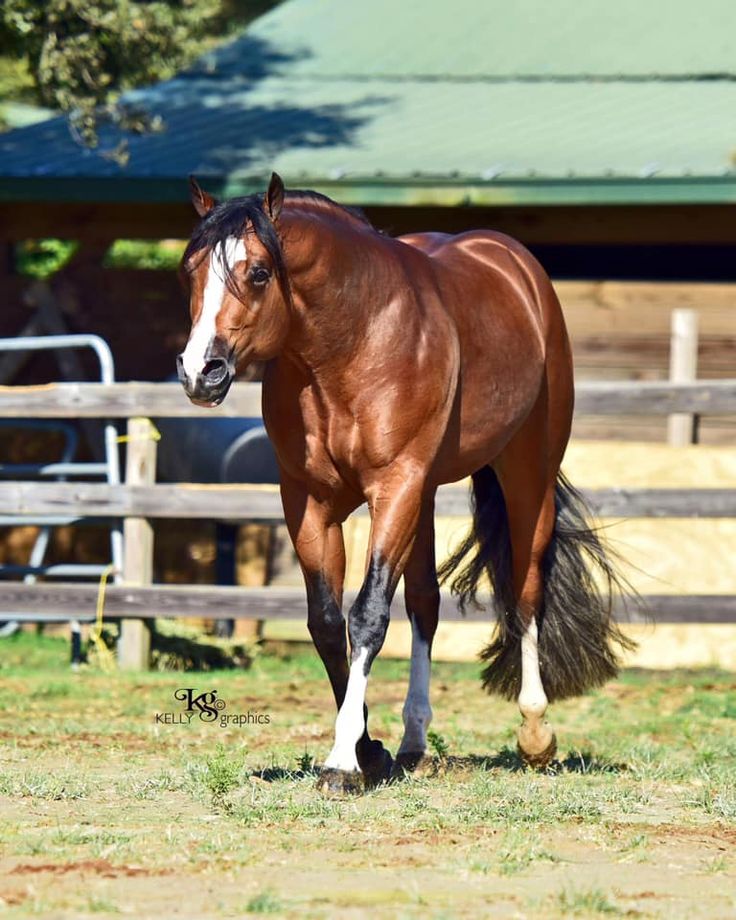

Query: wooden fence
(1, 378), (735, 667)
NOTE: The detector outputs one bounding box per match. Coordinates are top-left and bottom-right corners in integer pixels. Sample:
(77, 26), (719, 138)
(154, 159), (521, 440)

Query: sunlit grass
(1, 632), (734, 917)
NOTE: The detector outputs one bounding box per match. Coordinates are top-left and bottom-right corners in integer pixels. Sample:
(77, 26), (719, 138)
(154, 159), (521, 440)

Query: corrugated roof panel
(2, 0), (736, 204)
(2, 80), (735, 185)
(201, 0), (736, 79)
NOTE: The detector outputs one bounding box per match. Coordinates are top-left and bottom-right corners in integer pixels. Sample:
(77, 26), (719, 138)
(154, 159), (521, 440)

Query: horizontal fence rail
(1, 379), (736, 419)
(1, 378), (735, 639)
(0, 382), (263, 419)
(1, 482), (736, 520)
(2, 582), (735, 625)
(573, 379), (736, 415)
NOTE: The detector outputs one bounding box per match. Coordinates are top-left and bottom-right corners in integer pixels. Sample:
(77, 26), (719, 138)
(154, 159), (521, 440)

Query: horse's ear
(264, 172), (284, 222)
(189, 175), (216, 217)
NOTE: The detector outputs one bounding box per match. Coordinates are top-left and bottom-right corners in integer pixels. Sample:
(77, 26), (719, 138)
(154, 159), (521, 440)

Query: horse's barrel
(155, 416), (279, 485)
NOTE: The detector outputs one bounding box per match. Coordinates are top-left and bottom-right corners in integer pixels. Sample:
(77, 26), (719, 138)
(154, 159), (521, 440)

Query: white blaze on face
(180, 236), (247, 387)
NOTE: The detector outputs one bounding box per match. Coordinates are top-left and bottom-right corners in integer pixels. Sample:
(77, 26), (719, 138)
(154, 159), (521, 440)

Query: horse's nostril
(202, 358), (228, 385)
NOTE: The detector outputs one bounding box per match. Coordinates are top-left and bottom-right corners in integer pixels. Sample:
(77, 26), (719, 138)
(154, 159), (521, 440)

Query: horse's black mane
(285, 189), (371, 228)
(182, 189), (373, 303)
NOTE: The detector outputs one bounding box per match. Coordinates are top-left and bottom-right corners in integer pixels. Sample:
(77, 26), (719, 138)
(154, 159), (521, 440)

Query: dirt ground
(0, 633), (734, 919)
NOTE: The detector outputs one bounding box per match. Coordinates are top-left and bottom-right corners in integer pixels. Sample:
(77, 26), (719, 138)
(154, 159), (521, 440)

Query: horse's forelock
(183, 194), (291, 305)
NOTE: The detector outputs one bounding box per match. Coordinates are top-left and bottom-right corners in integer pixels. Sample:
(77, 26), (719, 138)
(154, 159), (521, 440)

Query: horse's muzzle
(176, 353), (234, 407)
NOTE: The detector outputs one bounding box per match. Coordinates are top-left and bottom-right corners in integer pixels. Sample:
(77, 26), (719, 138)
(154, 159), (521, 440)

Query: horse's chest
(264, 383), (357, 490)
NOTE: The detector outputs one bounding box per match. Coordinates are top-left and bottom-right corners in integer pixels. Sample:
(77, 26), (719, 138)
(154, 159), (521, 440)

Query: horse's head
(177, 173), (291, 406)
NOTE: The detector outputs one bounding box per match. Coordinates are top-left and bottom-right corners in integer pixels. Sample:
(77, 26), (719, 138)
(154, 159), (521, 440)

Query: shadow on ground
(250, 746), (628, 784)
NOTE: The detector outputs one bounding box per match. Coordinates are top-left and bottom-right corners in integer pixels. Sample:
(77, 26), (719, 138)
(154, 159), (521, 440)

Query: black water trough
(155, 417), (279, 486)
(154, 415), (280, 638)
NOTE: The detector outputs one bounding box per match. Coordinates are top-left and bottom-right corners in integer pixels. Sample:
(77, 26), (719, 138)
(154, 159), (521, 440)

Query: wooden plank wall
(557, 281), (736, 443)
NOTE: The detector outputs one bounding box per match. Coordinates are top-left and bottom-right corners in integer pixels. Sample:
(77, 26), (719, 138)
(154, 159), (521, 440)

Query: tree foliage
(0, 1), (276, 160)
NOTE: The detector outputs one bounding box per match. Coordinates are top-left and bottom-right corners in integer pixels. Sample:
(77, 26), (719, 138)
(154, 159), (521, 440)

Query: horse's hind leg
(396, 495), (439, 772)
(494, 411), (561, 767)
(502, 477), (557, 766)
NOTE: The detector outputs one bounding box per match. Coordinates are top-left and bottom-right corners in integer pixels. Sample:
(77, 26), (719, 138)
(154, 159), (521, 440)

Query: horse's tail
(437, 467), (636, 702)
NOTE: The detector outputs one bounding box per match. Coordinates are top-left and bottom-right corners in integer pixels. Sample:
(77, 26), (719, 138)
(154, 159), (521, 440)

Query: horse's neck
(283, 212), (399, 370)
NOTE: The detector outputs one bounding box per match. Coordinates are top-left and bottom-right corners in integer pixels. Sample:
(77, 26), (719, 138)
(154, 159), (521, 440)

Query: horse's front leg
(280, 473), (391, 790)
(280, 475), (349, 720)
(318, 473), (426, 795)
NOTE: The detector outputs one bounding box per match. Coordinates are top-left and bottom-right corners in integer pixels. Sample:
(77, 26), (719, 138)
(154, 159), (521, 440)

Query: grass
(426, 729), (450, 760)
(617, 832), (650, 863)
(0, 630), (735, 919)
(86, 898), (121, 914)
(244, 890), (283, 914)
(556, 886), (621, 916)
(495, 828), (560, 875)
(684, 784), (736, 820)
(192, 742), (248, 804)
(0, 770), (90, 800)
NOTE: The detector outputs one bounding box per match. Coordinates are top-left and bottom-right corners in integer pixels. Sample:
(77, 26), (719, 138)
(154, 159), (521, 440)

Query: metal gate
(0, 335), (122, 655)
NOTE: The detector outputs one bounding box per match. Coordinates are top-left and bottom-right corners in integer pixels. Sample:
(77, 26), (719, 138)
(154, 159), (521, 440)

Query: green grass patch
(0, 770), (90, 800)
(556, 886), (621, 916)
(190, 743), (248, 804)
(0, 634), (734, 918)
(244, 890), (283, 914)
(496, 828), (560, 875)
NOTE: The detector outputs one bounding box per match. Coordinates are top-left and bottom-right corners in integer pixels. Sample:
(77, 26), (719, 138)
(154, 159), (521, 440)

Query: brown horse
(178, 173), (632, 794)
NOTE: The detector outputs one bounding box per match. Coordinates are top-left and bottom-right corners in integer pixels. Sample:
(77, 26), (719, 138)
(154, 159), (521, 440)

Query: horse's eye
(250, 266), (271, 285)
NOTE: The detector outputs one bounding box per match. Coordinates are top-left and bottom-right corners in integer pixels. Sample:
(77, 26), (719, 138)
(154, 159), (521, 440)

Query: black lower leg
(348, 554), (394, 783)
(348, 553), (392, 669)
(305, 574), (349, 707)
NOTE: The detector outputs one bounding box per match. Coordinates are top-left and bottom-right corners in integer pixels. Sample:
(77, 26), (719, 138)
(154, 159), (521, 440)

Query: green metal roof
(1, 0), (736, 206)
(205, 0), (736, 79)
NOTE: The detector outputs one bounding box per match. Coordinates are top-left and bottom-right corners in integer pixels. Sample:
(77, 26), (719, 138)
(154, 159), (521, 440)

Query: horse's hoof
(517, 723), (557, 769)
(315, 767), (364, 796)
(357, 739), (394, 789)
(392, 750), (432, 778)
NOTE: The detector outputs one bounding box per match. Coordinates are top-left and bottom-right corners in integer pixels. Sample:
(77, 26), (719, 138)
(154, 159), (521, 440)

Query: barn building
(0, 0), (734, 438)
(0, 0), (734, 665)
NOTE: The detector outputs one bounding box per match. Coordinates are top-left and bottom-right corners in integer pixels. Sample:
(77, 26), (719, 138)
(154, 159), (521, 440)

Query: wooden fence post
(233, 523), (270, 641)
(118, 417), (156, 669)
(667, 308), (699, 446)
